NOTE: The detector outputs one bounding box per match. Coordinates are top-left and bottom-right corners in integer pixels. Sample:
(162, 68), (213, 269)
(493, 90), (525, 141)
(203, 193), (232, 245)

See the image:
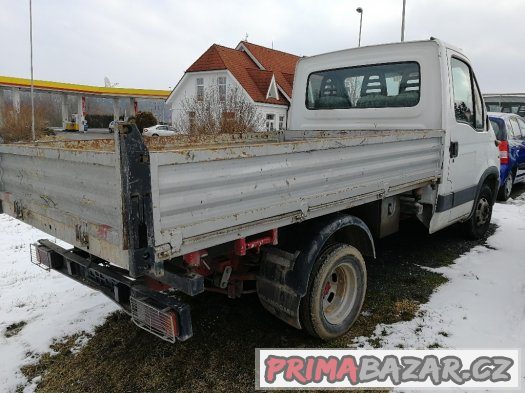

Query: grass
(18, 219), (496, 393)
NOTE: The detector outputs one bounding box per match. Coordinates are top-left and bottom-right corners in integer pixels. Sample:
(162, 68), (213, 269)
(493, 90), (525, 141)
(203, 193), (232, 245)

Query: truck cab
(289, 38), (500, 237)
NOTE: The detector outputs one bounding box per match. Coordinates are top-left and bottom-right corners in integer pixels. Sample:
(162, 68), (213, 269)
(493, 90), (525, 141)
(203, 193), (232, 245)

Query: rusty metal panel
(0, 145), (129, 268)
(151, 129), (445, 258)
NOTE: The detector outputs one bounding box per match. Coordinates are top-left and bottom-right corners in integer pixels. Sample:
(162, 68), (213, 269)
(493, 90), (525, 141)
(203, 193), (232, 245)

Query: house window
(188, 111), (196, 130)
(266, 114), (275, 131)
(221, 111), (235, 131)
(218, 76), (226, 102)
(278, 115), (285, 130)
(196, 78), (204, 101)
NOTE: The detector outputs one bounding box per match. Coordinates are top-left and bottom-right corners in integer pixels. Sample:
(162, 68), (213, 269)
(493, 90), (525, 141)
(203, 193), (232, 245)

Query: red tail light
(499, 140), (509, 164)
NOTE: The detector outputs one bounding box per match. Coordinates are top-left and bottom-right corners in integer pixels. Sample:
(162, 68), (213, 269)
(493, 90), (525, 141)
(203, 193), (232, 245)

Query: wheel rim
(475, 196), (491, 227)
(322, 262), (358, 325)
(505, 175), (513, 197)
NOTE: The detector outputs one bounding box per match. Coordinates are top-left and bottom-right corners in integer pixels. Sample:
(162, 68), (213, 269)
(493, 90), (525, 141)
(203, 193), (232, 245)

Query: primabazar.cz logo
(255, 349), (521, 390)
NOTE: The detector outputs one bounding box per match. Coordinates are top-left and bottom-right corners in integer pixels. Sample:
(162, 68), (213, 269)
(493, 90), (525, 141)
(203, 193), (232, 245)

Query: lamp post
(401, 0), (406, 42)
(356, 7), (363, 47)
(29, 0), (35, 141)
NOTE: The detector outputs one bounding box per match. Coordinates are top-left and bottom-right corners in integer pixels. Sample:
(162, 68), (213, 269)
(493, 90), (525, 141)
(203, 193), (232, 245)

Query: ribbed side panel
(0, 148), (127, 270)
(0, 154), (120, 226)
(155, 134), (443, 242)
(0, 153), (121, 226)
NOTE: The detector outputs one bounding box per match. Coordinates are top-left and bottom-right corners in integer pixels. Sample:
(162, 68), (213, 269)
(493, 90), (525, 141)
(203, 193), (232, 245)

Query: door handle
(449, 141), (459, 158)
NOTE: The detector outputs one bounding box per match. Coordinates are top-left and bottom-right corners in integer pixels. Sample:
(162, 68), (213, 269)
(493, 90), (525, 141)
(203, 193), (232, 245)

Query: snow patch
(0, 214), (118, 392)
(352, 200), (525, 391)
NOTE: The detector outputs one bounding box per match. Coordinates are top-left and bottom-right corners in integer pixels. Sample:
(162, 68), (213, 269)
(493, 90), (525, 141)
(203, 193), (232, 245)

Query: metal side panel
(151, 130), (445, 258)
(0, 146), (129, 268)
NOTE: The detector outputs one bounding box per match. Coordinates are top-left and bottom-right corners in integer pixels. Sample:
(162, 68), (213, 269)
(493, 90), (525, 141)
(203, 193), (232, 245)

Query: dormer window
(266, 74), (279, 100)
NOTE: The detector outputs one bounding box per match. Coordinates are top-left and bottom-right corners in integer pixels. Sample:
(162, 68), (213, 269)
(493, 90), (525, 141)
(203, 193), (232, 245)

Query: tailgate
(0, 141), (129, 268)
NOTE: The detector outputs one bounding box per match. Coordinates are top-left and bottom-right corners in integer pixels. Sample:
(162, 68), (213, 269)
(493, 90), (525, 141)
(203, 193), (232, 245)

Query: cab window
(451, 57), (484, 131)
(306, 62), (420, 110)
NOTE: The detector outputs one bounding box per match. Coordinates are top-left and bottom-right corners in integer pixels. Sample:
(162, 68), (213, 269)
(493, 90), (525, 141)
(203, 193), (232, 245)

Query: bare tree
(174, 85), (264, 135)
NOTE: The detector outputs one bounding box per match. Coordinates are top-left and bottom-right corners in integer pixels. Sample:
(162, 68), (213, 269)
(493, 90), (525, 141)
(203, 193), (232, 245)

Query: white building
(166, 41), (299, 131)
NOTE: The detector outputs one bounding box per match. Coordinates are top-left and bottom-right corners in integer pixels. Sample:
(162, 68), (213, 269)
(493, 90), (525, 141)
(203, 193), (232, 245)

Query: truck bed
(0, 129), (444, 271)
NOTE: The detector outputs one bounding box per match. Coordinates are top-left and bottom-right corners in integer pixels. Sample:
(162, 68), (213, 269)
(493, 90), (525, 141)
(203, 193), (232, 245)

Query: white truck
(0, 39), (499, 342)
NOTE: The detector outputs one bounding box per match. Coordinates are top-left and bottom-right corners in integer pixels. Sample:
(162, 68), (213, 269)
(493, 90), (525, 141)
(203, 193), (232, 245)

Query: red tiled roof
(239, 41), (300, 98)
(185, 42), (299, 105)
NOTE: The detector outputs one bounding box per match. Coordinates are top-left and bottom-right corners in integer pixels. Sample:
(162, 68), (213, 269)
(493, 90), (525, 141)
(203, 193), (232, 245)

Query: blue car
(488, 112), (525, 200)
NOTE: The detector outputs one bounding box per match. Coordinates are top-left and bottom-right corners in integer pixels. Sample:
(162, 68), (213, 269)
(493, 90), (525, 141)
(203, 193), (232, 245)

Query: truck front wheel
(300, 243), (367, 340)
(463, 184), (493, 239)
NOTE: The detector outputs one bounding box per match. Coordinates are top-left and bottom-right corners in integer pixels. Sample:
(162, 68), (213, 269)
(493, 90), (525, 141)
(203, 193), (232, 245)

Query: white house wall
(168, 70), (288, 131)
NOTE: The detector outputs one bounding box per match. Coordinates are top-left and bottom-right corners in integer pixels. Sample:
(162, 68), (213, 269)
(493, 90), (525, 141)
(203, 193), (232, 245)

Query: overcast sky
(1, 0), (523, 93)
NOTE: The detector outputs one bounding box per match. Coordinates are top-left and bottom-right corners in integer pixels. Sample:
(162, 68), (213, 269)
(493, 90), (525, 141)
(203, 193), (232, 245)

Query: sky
(0, 0), (524, 93)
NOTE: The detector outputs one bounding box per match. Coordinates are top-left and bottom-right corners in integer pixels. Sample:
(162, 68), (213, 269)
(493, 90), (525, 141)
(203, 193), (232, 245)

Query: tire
(497, 172), (513, 201)
(300, 243), (367, 340)
(152, 134), (159, 137)
(463, 184), (493, 239)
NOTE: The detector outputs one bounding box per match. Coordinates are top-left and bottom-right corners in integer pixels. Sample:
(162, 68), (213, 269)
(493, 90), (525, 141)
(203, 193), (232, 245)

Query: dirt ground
(15, 207), (503, 393)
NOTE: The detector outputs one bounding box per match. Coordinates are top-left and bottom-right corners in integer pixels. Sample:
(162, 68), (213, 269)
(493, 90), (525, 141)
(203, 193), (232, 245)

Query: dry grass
(0, 102), (55, 143)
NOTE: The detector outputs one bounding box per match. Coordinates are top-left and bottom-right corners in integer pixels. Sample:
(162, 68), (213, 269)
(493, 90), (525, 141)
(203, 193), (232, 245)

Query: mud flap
(257, 247), (302, 329)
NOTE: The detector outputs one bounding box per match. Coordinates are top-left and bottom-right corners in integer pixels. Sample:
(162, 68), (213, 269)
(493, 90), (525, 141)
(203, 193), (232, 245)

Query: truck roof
(299, 38), (466, 64)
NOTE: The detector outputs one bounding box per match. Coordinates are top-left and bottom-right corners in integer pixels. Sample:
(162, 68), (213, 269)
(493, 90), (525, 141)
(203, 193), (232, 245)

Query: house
(166, 41), (300, 131)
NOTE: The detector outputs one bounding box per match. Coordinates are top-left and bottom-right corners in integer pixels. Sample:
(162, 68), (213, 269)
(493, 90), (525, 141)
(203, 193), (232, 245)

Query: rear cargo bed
(0, 128), (444, 272)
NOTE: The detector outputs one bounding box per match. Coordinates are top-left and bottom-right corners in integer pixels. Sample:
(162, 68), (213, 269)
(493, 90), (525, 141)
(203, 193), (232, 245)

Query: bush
(85, 114), (113, 129)
(134, 111), (157, 132)
(174, 86), (263, 135)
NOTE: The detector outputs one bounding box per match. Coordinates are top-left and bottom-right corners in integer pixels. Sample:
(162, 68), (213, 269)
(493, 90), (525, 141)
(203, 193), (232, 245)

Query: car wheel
(299, 243), (367, 340)
(463, 184), (493, 239)
(152, 134), (159, 137)
(497, 172), (513, 201)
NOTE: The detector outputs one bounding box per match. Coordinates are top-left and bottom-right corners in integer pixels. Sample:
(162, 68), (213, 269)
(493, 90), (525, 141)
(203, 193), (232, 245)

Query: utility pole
(356, 7), (363, 47)
(401, 0), (406, 42)
(29, 0), (35, 141)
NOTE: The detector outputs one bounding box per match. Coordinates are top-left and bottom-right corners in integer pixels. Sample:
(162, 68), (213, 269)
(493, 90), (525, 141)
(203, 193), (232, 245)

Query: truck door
(443, 55), (492, 222)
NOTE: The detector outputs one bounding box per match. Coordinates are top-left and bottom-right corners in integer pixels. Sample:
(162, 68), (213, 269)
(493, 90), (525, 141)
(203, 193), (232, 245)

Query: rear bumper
(32, 239), (193, 342)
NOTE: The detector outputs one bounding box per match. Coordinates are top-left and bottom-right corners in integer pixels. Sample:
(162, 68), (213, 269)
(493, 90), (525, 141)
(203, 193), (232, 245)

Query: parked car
(143, 125), (184, 136)
(0, 39), (500, 343)
(488, 112), (525, 200)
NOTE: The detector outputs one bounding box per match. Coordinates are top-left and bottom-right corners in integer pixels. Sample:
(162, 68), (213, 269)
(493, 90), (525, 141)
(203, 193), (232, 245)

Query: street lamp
(401, 0), (406, 42)
(356, 7), (363, 47)
(29, 0), (35, 141)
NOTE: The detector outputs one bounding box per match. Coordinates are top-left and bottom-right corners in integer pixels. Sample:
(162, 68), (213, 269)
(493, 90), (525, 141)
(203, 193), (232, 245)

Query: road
(51, 128), (112, 140)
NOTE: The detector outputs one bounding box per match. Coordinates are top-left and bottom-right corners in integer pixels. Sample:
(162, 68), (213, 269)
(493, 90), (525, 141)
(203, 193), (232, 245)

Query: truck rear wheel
(463, 184), (493, 239)
(300, 243), (366, 340)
